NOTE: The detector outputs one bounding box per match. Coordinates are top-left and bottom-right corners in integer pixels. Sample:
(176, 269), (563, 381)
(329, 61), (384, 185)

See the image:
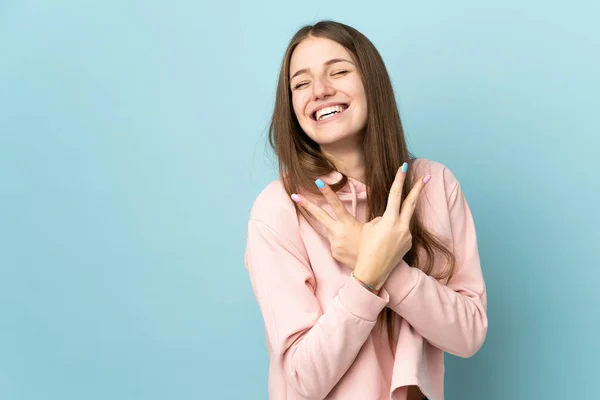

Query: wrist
(352, 268), (387, 291)
(351, 271), (381, 294)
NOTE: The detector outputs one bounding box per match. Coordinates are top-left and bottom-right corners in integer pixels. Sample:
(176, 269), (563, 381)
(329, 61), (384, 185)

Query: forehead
(290, 37), (352, 73)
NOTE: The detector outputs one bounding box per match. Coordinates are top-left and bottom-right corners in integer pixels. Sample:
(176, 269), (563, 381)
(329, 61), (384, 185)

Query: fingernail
(401, 162), (408, 173)
(315, 179), (325, 189)
(291, 194), (302, 203)
(423, 175), (431, 184)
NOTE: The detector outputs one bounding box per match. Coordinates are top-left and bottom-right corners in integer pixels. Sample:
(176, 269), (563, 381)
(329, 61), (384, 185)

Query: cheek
(355, 89), (368, 118)
(291, 95), (300, 115)
(292, 94), (310, 122)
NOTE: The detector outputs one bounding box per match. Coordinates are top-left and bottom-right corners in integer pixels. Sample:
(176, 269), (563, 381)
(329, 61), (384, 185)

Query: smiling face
(289, 36), (368, 149)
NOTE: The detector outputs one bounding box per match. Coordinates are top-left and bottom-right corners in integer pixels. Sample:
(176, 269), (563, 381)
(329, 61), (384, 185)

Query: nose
(311, 75), (335, 100)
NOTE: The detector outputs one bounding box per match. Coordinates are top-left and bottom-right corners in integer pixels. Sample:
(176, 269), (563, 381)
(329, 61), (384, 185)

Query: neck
(321, 141), (366, 183)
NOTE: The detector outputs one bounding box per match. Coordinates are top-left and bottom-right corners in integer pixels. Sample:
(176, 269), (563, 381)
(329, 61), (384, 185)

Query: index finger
(315, 179), (351, 221)
(398, 174), (431, 227)
(291, 193), (335, 231)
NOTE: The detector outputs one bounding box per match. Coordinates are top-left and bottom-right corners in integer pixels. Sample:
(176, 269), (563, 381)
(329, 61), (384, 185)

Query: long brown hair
(268, 20), (456, 351)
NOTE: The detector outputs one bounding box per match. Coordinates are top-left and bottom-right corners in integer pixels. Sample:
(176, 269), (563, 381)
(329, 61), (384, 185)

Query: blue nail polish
(315, 179), (325, 189)
(401, 162), (408, 173)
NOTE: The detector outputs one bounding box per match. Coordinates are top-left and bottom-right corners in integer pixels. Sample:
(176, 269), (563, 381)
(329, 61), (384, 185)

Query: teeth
(319, 112), (337, 121)
(315, 105), (346, 121)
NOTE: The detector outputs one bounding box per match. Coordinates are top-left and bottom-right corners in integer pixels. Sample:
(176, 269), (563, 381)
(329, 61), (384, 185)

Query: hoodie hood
(316, 170), (367, 218)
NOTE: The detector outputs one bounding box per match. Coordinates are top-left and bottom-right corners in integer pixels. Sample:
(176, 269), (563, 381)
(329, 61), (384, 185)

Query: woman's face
(289, 36), (368, 149)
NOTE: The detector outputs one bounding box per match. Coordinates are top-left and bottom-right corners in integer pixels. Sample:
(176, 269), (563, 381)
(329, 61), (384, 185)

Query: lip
(310, 102), (350, 123)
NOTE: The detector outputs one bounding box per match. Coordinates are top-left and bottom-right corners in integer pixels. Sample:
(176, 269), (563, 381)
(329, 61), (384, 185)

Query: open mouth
(312, 104), (349, 121)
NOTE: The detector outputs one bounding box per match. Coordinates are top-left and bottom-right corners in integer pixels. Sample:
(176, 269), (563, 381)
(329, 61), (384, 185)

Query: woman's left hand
(291, 180), (363, 268)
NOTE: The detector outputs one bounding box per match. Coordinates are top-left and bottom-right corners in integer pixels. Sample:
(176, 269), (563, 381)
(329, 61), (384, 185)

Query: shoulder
(411, 158), (462, 200)
(247, 178), (305, 248)
(246, 178), (309, 261)
(249, 178), (296, 224)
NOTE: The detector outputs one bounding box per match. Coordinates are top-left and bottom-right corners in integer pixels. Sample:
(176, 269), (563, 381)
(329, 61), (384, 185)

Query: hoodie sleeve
(381, 175), (488, 358)
(245, 217), (388, 399)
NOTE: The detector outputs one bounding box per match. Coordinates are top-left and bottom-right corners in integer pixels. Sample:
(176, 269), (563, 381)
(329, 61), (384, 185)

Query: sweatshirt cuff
(337, 274), (389, 321)
(382, 260), (421, 308)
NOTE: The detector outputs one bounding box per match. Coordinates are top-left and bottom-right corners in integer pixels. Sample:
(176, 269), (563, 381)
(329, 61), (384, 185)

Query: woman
(244, 20), (487, 400)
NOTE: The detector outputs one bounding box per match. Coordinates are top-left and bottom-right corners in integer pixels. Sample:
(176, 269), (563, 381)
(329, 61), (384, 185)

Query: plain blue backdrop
(1, 1), (599, 399)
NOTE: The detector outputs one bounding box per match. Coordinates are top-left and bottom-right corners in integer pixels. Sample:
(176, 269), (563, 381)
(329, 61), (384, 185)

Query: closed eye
(293, 70), (349, 90)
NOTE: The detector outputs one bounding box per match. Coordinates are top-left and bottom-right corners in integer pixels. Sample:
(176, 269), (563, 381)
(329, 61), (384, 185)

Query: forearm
(382, 261), (487, 357)
(279, 276), (388, 398)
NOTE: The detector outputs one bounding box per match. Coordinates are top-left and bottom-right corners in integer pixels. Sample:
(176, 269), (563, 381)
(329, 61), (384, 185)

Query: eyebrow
(290, 58), (354, 81)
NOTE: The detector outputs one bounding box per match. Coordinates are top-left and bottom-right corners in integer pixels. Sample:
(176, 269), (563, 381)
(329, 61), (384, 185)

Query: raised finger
(383, 162), (408, 220)
(291, 193), (335, 230)
(315, 179), (351, 221)
(398, 174), (431, 227)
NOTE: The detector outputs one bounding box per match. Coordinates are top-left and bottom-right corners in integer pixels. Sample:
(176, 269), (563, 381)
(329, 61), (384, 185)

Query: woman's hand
(290, 179), (363, 268)
(353, 167), (430, 290)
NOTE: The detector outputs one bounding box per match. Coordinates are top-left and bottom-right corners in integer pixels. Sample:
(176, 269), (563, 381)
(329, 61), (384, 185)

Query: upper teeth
(315, 105), (346, 121)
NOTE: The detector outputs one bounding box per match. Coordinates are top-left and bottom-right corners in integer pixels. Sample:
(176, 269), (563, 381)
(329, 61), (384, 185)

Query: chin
(310, 128), (363, 149)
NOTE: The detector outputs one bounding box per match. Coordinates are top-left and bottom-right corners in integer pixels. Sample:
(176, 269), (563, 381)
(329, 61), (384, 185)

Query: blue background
(1, 0), (598, 399)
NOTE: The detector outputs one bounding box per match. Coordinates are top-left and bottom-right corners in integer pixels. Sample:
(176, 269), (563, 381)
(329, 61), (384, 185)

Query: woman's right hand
(353, 165), (431, 290)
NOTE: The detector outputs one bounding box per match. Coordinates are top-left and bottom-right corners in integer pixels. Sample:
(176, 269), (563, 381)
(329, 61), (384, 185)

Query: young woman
(244, 20), (488, 400)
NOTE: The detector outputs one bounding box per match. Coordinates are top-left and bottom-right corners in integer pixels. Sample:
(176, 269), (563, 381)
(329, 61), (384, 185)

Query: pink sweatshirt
(244, 158), (488, 400)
